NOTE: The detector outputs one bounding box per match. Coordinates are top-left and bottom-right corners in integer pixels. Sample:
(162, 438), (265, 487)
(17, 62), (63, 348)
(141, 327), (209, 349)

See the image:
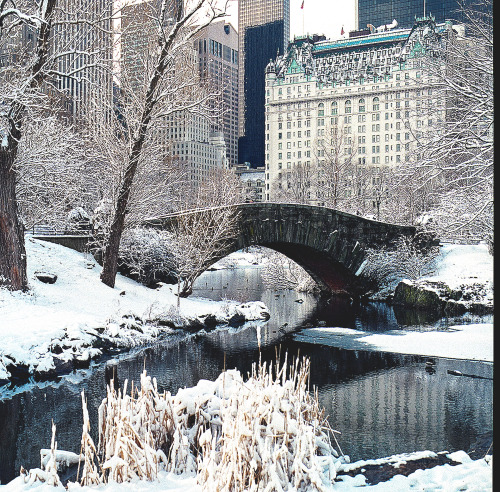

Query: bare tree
(0, 0), (113, 290)
(99, 0), (229, 288)
(396, 0), (493, 245)
(166, 168), (242, 299)
(15, 115), (101, 230)
(315, 122), (358, 209)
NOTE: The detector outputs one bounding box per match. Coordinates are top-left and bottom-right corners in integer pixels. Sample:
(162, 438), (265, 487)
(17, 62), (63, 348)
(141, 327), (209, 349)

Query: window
(372, 97), (380, 111)
(318, 103), (324, 116)
(331, 101), (338, 115)
(344, 116), (352, 124)
(278, 122), (282, 129)
(278, 132), (282, 139)
(358, 114), (366, 122)
(358, 98), (365, 112)
(372, 113), (380, 121)
(345, 100), (352, 113)
(331, 117), (338, 125)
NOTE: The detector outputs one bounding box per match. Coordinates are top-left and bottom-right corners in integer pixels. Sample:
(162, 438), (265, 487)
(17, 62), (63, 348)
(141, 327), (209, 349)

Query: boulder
(34, 272), (58, 284)
(393, 280), (444, 311)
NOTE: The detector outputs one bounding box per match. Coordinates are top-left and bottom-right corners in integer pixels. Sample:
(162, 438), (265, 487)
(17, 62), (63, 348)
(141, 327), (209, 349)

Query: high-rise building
(238, 0), (290, 168)
(194, 21), (239, 168)
(53, 0), (114, 125)
(356, 0), (472, 30)
(264, 17), (455, 211)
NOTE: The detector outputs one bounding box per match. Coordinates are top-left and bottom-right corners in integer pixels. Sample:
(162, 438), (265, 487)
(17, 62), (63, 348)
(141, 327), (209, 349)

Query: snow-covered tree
(99, 0), (229, 288)
(394, 0), (493, 246)
(15, 116), (100, 230)
(0, 0), (112, 290)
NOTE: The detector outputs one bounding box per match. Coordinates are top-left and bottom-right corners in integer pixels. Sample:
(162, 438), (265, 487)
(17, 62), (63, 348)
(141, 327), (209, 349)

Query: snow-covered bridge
(144, 203), (420, 295)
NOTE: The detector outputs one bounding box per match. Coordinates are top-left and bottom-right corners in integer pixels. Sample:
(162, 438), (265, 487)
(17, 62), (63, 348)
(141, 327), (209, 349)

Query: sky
(224, 0), (356, 42)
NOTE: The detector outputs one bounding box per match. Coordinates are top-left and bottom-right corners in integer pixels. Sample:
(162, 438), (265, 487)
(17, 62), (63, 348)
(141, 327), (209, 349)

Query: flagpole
(302, 1), (305, 35)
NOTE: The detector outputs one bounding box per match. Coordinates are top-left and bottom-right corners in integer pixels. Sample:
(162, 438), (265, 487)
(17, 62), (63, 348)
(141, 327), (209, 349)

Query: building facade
(356, 0), (471, 30)
(53, 0), (114, 125)
(264, 18), (452, 212)
(194, 21), (239, 168)
(238, 0), (290, 168)
(233, 164), (265, 202)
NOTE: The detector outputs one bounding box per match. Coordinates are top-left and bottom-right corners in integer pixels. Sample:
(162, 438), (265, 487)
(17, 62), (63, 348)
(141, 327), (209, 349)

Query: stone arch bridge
(143, 203), (421, 295)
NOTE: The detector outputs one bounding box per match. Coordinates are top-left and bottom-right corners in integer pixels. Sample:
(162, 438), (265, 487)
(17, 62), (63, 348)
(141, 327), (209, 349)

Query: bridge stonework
(145, 203), (417, 295)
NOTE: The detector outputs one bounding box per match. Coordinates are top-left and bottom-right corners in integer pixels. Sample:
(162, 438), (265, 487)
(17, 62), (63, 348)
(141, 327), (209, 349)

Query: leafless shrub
(361, 235), (440, 290)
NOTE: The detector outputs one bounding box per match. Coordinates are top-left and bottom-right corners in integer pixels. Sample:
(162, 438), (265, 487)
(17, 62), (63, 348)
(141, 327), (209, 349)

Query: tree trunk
(99, 151), (140, 288)
(0, 148), (28, 290)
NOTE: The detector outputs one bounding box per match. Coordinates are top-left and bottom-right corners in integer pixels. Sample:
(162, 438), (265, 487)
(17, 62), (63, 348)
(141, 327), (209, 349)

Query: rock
(119, 291), (126, 296)
(34, 272), (58, 284)
(200, 314), (218, 329)
(393, 280), (443, 311)
(227, 313), (246, 327)
(443, 300), (467, 315)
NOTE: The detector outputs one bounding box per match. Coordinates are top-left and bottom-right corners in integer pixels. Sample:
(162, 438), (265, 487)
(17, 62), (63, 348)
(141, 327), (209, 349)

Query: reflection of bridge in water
(144, 203), (419, 295)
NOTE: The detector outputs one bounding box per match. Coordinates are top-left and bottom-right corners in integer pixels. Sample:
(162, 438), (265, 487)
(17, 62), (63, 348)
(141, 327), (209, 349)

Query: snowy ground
(1, 454), (493, 491)
(0, 239), (269, 383)
(424, 242), (493, 291)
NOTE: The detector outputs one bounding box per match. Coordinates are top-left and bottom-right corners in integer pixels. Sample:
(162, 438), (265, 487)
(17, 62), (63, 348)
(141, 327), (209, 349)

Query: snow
(424, 242), (493, 293)
(0, 239), (269, 382)
(1, 455), (492, 491)
(296, 323), (493, 362)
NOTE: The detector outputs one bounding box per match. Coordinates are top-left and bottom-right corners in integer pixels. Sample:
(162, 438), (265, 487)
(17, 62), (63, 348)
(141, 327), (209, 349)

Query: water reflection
(0, 266), (493, 484)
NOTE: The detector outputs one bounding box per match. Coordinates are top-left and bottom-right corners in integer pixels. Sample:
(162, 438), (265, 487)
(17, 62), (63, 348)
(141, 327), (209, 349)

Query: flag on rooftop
(301, 1), (304, 9)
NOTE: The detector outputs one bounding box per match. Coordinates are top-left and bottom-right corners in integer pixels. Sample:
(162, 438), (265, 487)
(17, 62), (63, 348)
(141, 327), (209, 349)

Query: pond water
(0, 265), (493, 484)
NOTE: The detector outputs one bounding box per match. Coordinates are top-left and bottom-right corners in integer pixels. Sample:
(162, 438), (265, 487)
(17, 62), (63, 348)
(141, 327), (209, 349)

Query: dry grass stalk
(78, 356), (344, 489)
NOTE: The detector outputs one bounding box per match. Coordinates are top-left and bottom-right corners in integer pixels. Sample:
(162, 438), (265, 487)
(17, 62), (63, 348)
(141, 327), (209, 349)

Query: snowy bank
(0, 239), (269, 384)
(392, 243), (493, 313)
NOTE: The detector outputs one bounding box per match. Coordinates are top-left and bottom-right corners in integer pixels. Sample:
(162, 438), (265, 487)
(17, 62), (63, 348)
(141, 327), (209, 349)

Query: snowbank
(392, 243), (493, 313)
(295, 323), (493, 362)
(0, 239), (269, 384)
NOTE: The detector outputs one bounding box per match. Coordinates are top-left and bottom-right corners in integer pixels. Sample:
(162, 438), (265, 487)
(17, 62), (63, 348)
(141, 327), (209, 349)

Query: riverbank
(0, 239), (269, 385)
(382, 243), (493, 314)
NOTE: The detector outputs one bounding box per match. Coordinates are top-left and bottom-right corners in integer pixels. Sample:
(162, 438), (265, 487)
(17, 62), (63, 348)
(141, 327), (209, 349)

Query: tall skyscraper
(238, 0), (290, 168)
(194, 21), (239, 167)
(356, 0), (471, 30)
(53, 0), (114, 125)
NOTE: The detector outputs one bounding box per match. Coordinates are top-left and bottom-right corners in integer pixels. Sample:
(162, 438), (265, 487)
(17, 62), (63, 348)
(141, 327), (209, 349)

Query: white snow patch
(297, 323), (493, 362)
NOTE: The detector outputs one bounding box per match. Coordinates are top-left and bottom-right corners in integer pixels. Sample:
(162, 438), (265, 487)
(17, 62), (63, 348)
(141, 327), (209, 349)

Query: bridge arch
(144, 203), (418, 295)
